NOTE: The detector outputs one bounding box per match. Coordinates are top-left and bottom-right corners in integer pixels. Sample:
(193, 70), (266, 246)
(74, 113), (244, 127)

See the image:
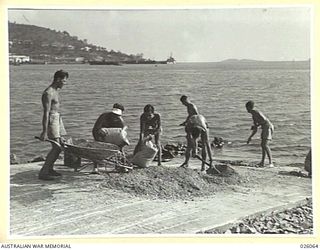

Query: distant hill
(220, 58), (260, 63)
(216, 58), (310, 70)
(8, 22), (145, 63)
(219, 58), (310, 64)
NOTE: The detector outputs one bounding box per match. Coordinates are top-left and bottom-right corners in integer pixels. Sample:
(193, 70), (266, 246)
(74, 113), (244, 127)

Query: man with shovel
(180, 114), (219, 173)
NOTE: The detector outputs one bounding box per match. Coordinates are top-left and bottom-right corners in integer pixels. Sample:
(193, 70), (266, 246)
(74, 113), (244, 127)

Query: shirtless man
(38, 70), (69, 180)
(179, 95), (199, 126)
(139, 104), (162, 166)
(246, 101), (274, 167)
(180, 114), (213, 171)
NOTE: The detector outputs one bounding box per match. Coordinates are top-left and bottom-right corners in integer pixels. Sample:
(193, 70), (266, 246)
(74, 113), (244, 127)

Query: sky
(7, 7), (311, 62)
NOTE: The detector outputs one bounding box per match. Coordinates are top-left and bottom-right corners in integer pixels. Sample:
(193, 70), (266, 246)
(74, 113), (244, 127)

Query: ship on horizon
(89, 53), (176, 65)
(88, 60), (122, 66)
(166, 53), (176, 64)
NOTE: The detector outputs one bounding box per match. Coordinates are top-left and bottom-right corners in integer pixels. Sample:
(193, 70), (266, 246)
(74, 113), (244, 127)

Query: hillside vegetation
(8, 22), (145, 63)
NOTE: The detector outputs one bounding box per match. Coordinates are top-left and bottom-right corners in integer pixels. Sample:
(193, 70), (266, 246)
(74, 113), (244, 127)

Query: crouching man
(92, 103), (129, 173)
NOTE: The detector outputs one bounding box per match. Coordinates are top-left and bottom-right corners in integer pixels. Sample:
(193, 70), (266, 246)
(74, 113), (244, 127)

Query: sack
(99, 127), (130, 147)
(131, 140), (158, 168)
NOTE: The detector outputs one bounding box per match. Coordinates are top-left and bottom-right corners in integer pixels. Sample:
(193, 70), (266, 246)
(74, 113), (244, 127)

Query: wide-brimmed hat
(112, 103), (124, 115)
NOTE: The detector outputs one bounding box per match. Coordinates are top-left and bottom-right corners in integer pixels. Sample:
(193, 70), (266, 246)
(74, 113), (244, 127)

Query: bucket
(64, 150), (81, 169)
(63, 137), (81, 169)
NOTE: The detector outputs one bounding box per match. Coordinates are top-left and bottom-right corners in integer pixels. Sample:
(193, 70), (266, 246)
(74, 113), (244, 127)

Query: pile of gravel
(202, 198), (313, 234)
(99, 165), (249, 200)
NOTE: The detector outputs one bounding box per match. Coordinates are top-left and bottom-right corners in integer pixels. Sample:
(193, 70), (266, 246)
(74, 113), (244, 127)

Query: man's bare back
(180, 95), (199, 126)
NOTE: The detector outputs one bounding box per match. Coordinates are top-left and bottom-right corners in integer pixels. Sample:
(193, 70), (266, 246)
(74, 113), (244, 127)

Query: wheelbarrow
(35, 136), (133, 172)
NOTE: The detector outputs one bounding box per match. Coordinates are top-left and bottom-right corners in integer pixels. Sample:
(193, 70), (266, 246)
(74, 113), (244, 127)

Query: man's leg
(193, 139), (198, 157)
(180, 134), (192, 168)
(201, 143), (207, 171)
(48, 138), (63, 175)
(260, 140), (267, 166)
(204, 131), (213, 162)
(39, 138), (61, 180)
(201, 131), (214, 171)
(155, 133), (162, 166)
(265, 140), (273, 165)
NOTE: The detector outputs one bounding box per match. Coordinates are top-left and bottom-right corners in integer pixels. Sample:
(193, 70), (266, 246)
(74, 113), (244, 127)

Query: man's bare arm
(154, 114), (161, 133)
(247, 125), (258, 144)
(40, 91), (52, 140)
(139, 116), (146, 140)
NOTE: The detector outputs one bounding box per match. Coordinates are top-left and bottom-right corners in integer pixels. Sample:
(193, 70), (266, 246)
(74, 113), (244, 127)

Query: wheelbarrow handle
(34, 136), (63, 148)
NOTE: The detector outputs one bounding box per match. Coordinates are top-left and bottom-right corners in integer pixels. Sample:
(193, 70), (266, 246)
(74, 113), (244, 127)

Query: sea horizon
(9, 62), (311, 167)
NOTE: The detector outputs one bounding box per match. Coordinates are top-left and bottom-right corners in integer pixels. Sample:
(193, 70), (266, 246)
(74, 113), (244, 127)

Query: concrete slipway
(9, 158), (312, 237)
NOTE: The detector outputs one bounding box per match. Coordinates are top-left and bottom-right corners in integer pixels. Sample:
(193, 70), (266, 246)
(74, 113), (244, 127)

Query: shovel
(194, 154), (221, 174)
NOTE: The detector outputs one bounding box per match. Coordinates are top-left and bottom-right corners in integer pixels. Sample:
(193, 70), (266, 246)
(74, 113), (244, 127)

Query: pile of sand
(99, 164), (252, 200)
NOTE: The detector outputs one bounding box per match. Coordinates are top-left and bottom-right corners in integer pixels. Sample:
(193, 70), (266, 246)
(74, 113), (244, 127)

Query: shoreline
(10, 139), (310, 168)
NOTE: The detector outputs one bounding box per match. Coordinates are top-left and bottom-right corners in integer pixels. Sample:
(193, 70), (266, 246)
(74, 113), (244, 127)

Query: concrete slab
(9, 159), (312, 236)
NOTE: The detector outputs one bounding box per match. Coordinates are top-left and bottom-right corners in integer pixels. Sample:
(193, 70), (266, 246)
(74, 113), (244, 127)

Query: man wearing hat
(91, 103), (127, 173)
(92, 103), (125, 141)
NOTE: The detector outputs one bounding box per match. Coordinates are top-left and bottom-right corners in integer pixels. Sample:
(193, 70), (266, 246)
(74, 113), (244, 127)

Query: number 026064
(300, 244), (319, 248)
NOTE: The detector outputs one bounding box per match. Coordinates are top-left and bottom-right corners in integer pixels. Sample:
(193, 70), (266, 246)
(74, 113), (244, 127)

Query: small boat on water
(123, 59), (167, 64)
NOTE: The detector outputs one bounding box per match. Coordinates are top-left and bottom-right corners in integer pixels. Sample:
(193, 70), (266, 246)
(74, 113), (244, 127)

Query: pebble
(204, 198), (313, 234)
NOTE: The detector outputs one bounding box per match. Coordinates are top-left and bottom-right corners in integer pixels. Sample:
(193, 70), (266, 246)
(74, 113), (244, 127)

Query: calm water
(9, 62), (311, 166)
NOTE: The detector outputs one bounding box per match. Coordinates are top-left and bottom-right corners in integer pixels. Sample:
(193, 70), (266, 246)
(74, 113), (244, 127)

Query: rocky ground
(201, 198), (313, 234)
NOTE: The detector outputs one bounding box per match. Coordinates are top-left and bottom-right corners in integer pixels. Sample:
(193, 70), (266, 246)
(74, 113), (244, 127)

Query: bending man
(246, 100), (274, 167)
(180, 114), (213, 171)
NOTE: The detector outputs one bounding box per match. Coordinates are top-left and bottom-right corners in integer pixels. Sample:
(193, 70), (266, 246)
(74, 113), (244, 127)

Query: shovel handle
(194, 155), (221, 174)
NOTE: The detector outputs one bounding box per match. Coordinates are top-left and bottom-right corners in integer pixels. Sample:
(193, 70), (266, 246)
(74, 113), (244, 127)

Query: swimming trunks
(261, 123), (274, 140)
(47, 113), (66, 139)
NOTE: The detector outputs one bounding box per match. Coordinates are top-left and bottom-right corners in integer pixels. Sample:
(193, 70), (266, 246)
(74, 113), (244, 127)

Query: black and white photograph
(6, 6), (313, 238)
